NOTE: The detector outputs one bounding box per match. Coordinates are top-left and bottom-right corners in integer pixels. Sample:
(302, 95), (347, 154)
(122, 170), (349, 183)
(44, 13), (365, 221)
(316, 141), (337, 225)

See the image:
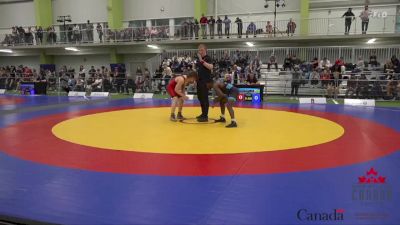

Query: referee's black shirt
(197, 55), (213, 83)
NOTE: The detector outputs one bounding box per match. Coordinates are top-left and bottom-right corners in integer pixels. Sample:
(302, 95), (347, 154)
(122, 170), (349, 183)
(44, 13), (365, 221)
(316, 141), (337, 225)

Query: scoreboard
(235, 85), (264, 103)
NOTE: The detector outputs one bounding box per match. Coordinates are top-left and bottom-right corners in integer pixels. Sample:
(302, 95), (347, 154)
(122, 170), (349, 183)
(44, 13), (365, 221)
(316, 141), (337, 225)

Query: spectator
(291, 66), (302, 99)
(391, 55), (400, 73)
(73, 24), (81, 43)
(194, 19), (200, 39)
(246, 73), (258, 84)
(369, 51), (378, 68)
(36, 26), (43, 44)
(310, 68), (319, 87)
(246, 22), (257, 38)
(266, 21), (273, 37)
(96, 23), (103, 43)
(208, 16), (215, 39)
(216, 16), (223, 38)
(359, 5), (371, 34)
(287, 18), (296, 36)
(345, 75), (357, 97)
(223, 15), (231, 38)
(200, 14), (208, 39)
(267, 54), (278, 70)
(342, 8), (355, 35)
(235, 17), (243, 38)
(86, 20), (94, 42)
(251, 55), (262, 78)
(319, 57), (331, 70)
(356, 56), (365, 71)
(283, 55), (293, 71)
(383, 60), (394, 74)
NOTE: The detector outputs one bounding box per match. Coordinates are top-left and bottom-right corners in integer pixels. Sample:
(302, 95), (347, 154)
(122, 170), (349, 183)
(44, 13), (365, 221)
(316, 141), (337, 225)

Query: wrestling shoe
(177, 112), (186, 120)
(226, 121), (237, 128)
(170, 114), (177, 122)
(215, 117), (226, 123)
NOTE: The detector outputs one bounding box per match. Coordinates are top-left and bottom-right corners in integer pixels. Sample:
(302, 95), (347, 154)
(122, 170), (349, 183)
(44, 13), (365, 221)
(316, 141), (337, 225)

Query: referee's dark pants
(197, 81), (209, 118)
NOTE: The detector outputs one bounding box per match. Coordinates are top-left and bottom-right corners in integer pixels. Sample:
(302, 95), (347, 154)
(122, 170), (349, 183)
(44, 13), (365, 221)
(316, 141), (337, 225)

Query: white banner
(133, 93), (154, 99)
(299, 97), (327, 104)
(187, 95), (194, 100)
(344, 99), (375, 107)
(0, 89), (5, 94)
(90, 92), (110, 97)
(68, 91), (86, 97)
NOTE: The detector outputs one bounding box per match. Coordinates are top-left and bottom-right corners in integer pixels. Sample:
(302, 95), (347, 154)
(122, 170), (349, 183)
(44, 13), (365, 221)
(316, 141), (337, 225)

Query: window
(129, 20), (146, 28)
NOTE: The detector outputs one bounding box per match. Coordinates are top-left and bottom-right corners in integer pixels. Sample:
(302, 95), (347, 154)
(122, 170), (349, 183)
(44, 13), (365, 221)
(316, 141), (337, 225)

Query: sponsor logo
(297, 208), (345, 221)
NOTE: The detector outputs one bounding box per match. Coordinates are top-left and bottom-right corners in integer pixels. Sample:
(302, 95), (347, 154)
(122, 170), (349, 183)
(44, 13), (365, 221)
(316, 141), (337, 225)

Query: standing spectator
(188, 19), (194, 39)
(196, 44), (214, 122)
(342, 8), (355, 35)
(246, 22), (257, 38)
(73, 24), (81, 43)
(200, 14), (208, 39)
(194, 19), (200, 39)
(223, 15), (231, 38)
(235, 17), (243, 38)
(291, 66), (302, 99)
(287, 18), (296, 36)
(36, 26), (43, 44)
(266, 21), (273, 37)
(86, 20), (94, 42)
(359, 5), (371, 34)
(208, 16), (215, 39)
(216, 16), (223, 38)
(96, 23), (103, 43)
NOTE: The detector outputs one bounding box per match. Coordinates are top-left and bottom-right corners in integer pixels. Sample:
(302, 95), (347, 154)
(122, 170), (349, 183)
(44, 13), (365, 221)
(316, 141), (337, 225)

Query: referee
(196, 44), (214, 122)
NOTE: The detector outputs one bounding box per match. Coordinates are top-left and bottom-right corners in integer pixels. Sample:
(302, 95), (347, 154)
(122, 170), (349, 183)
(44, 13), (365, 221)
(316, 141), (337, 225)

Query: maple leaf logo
(358, 168), (386, 184)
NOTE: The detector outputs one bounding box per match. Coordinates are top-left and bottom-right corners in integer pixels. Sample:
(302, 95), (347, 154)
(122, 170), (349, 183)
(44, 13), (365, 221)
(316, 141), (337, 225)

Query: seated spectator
(345, 75), (357, 97)
(291, 54), (301, 66)
(246, 22), (257, 38)
(391, 55), (400, 73)
(319, 57), (331, 70)
(283, 55), (293, 71)
(287, 18), (296, 36)
(320, 69), (330, 88)
(383, 60), (394, 74)
(356, 56), (365, 71)
(268, 54), (278, 70)
(369, 52), (378, 67)
(91, 75), (103, 91)
(311, 57), (319, 69)
(246, 73), (259, 85)
(386, 73), (399, 98)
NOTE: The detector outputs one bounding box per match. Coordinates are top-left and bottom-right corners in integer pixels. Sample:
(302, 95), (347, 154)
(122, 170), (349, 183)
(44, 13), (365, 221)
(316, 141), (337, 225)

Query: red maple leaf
(378, 176), (386, 183)
(337, 209), (345, 213)
(358, 176), (367, 183)
(367, 168), (378, 176)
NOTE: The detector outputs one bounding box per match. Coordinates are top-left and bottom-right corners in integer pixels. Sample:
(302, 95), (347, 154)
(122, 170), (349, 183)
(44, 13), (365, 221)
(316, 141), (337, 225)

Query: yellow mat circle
(52, 107), (344, 154)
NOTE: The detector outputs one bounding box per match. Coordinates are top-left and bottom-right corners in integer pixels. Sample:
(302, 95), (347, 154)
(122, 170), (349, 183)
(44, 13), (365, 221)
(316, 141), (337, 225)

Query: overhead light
(367, 38), (376, 44)
(147, 45), (159, 49)
(246, 42), (254, 47)
(0, 49), (13, 53)
(65, 47), (80, 51)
